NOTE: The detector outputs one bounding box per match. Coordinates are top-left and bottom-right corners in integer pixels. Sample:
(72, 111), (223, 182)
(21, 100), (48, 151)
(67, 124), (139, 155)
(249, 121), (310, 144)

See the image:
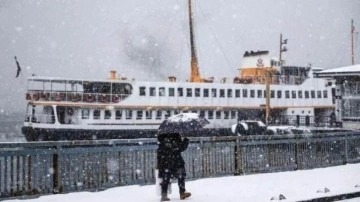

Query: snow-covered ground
(6, 163), (360, 202)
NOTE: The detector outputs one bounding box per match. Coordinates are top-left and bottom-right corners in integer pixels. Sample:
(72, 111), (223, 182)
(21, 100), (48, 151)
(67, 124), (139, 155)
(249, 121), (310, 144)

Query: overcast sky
(0, 0), (359, 113)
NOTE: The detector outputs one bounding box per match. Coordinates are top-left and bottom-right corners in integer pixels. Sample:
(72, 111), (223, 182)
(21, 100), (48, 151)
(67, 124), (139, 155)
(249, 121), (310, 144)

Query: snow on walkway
(7, 163), (360, 202)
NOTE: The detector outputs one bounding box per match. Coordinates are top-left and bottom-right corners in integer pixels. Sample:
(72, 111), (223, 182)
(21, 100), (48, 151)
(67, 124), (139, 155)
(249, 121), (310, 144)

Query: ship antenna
(351, 19), (355, 65)
(188, 0), (201, 82)
(279, 33), (288, 66)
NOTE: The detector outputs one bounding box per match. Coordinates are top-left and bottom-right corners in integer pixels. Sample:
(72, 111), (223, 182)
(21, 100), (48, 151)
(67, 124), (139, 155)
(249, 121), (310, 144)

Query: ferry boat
(21, 1), (335, 141)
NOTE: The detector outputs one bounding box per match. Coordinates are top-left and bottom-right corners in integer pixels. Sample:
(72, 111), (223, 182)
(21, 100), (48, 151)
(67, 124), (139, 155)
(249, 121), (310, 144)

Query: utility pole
(351, 19), (355, 65)
(279, 33), (288, 65)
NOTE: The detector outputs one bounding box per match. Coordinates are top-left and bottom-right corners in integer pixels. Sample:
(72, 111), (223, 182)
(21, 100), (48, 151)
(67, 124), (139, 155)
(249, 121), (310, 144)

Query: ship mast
(351, 19), (355, 65)
(188, 0), (207, 83)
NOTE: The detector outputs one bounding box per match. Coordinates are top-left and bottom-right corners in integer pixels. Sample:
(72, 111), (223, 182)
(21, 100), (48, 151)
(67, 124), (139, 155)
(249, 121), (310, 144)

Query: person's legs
(178, 174), (186, 194)
(177, 168), (191, 199)
(176, 168), (186, 193)
(160, 172), (170, 201)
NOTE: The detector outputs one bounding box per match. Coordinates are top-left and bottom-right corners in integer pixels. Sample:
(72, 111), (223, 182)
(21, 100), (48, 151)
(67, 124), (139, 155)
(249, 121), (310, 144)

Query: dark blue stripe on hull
(22, 127), (232, 141)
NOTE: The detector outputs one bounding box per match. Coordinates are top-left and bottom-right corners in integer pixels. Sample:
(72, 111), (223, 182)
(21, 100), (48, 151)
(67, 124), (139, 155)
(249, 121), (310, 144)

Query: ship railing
(268, 115), (339, 127)
(25, 91), (129, 104)
(238, 75), (306, 85)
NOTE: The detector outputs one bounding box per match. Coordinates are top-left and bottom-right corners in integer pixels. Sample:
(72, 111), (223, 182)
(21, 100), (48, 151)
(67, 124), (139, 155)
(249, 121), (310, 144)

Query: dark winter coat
(157, 133), (189, 178)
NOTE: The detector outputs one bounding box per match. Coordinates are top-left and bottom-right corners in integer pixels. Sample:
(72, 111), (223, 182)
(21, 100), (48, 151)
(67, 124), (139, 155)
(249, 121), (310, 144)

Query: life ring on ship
(86, 94), (94, 102)
(32, 93), (39, 101)
(281, 76), (288, 83)
(41, 93), (49, 100)
(71, 94), (81, 102)
(100, 94), (109, 103)
(26, 93), (31, 100)
(67, 108), (74, 116)
(112, 95), (120, 103)
(54, 93), (63, 101)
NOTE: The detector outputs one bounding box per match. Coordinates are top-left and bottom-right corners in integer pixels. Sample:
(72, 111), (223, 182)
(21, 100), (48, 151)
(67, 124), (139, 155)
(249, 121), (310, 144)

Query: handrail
(25, 91), (129, 104)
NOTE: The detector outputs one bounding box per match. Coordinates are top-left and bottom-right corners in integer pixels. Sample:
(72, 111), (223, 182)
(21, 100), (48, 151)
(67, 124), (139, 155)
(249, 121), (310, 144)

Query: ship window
(224, 111), (229, 119)
(191, 110), (197, 113)
(227, 89), (232, 98)
(277, 90), (282, 98)
(174, 110), (180, 115)
(200, 110), (205, 117)
(271, 90), (275, 98)
(105, 110), (111, 119)
(115, 110), (122, 120)
(216, 111), (221, 119)
(93, 109), (100, 120)
(203, 89), (209, 97)
(323, 90), (328, 98)
(139, 87), (146, 96)
(235, 89), (240, 98)
(317, 91), (322, 98)
(220, 89), (225, 97)
(211, 88), (217, 97)
(169, 88), (175, 97)
(150, 87), (156, 96)
(177, 88), (183, 97)
(243, 89), (247, 98)
(111, 83), (132, 95)
(257, 90), (262, 98)
(159, 87), (165, 96)
(298, 90), (303, 98)
(291, 91), (296, 98)
(136, 110), (143, 120)
(195, 88), (200, 97)
(250, 90), (255, 98)
(156, 110), (162, 119)
(82, 109), (90, 119)
(311, 90), (315, 98)
(186, 88), (192, 97)
(125, 110), (132, 120)
(208, 111), (213, 119)
(165, 111), (171, 118)
(231, 110), (236, 119)
(111, 83), (121, 94)
(84, 82), (111, 94)
(305, 91), (309, 99)
(285, 90), (290, 98)
(146, 110), (152, 119)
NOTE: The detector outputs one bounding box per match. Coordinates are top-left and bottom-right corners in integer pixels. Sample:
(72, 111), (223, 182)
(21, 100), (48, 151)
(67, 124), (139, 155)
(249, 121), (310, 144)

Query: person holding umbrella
(157, 132), (191, 201)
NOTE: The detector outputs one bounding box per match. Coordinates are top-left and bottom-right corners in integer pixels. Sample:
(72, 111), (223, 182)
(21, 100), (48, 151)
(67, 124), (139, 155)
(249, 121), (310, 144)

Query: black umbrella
(158, 113), (209, 134)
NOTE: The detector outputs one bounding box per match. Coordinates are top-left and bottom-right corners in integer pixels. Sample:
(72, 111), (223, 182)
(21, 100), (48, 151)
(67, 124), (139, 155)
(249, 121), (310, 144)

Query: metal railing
(237, 75), (306, 85)
(1, 132), (360, 199)
(25, 91), (130, 104)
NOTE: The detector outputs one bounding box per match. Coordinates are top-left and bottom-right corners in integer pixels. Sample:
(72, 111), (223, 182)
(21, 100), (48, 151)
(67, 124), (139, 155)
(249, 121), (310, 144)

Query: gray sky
(0, 0), (359, 113)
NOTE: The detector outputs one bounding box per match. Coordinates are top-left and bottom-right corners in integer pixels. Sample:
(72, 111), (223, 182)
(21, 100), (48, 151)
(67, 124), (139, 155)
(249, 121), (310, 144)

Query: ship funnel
(109, 70), (117, 80)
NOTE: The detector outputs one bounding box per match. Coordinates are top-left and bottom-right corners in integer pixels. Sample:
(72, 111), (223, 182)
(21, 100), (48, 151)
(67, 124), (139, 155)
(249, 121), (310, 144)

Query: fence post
(52, 145), (62, 194)
(294, 141), (299, 170)
(344, 135), (348, 165)
(234, 138), (243, 175)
